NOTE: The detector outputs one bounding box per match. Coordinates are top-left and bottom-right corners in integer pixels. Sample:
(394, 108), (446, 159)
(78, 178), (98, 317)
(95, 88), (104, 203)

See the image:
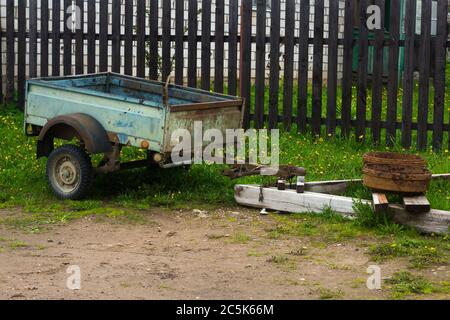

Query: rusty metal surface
(363, 152), (432, 193)
(223, 165), (307, 180)
(37, 113), (112, 158)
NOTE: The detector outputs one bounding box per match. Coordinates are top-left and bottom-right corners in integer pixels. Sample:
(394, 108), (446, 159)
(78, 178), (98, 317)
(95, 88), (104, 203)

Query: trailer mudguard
(37, 113), (112, 158)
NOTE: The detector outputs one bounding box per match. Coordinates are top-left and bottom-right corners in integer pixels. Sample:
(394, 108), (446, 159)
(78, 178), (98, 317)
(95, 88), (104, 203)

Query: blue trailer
(24, 73), (244, 200)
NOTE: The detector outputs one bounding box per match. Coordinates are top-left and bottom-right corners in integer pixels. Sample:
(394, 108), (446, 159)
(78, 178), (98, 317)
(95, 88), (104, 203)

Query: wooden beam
(234, 185), (450, 235)
(403, 195), (431, 214)
(304, 179), (361, 195)
(372, 193), (389, 212)
(234, 185), (367, 216)
(389, 205), (449, 235)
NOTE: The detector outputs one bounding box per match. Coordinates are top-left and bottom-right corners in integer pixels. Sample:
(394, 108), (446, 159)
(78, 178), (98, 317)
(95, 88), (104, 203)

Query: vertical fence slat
(29, 0), (38, 79)
(124, 0), (133, 75)
(214, 0), (225, 93)
(240, 0), (252, 129)
(201, 1), (211, 90)
(175, 0), (184, 85)
(254, 0), (267, 129)
(136, 0), (146, 78)
(41, 0), (49, 77)
(417, 0), (432, 150)
(64, 0), (73, 75)
(17, 0), (26, 109)
(311, 0), (324, 136)
(401, 0), (417, 148)
(162, 0), (172, 81)
(0, 14), (2, 103)
(52, 0), (61, 76)
(326, 0), (339, 135)
(87, 0), (96, 74)
(283, 0), (295, 131)
(269, 0), (280, 130)
(371, 0), (385, 144)
(433, 0), (448, 150)
(148, 0), (158, 80)
(356, 0), (368, 141)
(6, 0), (15, 101)
(227, 0), (238, 96)
(75, 0), (85, 75)
(188, 0), (198, 88)
(341, 0), (354, 137)
(297, 0), (310, 133)
(99, 0), (108, 72)
(111, 0), (121, 73)
(386, 0), (400, 145)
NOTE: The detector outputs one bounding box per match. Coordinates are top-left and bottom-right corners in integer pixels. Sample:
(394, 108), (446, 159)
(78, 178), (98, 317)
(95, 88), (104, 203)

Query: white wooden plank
(234, 185), (369, 216)
(234, 185), (450, 235)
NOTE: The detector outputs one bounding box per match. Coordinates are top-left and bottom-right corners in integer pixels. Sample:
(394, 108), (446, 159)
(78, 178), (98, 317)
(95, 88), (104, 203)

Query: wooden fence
(1, 0), (449, 150)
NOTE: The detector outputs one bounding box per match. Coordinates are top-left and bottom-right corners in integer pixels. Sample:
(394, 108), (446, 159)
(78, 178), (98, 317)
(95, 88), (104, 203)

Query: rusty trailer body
(24, 73), (244, 200)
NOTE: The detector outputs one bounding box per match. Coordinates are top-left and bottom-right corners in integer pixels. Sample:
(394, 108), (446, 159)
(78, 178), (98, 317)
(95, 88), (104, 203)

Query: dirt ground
(0, 207), (448, 300)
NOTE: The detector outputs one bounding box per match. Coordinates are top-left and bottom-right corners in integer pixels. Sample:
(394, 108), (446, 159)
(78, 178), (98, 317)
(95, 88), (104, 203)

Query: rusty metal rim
(363, 168), (432, 181)
(363, 152), (426, 166)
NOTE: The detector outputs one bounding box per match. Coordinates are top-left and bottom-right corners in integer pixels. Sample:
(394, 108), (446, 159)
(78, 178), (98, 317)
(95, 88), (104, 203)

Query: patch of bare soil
(0, 208), (448, 300)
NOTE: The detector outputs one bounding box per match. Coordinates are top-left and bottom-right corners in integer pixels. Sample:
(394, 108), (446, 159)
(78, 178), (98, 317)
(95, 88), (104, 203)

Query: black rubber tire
(46, 145), (93, 200)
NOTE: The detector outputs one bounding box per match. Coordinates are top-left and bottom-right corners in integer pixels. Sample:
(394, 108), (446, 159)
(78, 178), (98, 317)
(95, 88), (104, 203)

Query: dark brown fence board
(311, 0), (324, 135)
(75, 0), (85, 75)
(341, 0), (354, 137)
(417, 0), (432, 150)
(148, 0), (158, 80)
(240, 0), (253, 129)
(99, 0), (108, 73)
(227, 0), (239, 96)
(162, 0), (172, 81)
(0, 14), (2, 103)
(112, 0), (121, 73)
(52, 0), (61, 76)
(63, 0), (73, 75)
(386, 0), (401, 145)
(326, 0), (339, 135)
(29, 0), (38, 79)
(297, 0), (310, 133)
(175, 0), (184, 85)
(17, 0), (26, 110)
(356, 0), (369, 141)
(6, 0), (14, 101)
(433, 0), (448, 150)
(371, 0), (385, 144)
(283, 0), (295, 131)
(136, 0), (146, 78)
(201, 1), (212, 90)
(40, 0), (49, 77)
(214, 0), (225, 93)
(269, 0), (281, 130)
(254, 0), (267, 129)
(188, 0), (198, 88)
(124, 0), (133, 75)
(87, 0), (96, 74)
(401, 0), (417, 148)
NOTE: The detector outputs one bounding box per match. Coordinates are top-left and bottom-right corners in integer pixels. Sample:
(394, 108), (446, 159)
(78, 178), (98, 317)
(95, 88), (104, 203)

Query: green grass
(386, 271), (450, 300)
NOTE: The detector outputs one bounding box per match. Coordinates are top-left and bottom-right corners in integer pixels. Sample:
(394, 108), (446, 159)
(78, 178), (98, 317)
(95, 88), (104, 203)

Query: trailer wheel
(46, 145), (93, 200)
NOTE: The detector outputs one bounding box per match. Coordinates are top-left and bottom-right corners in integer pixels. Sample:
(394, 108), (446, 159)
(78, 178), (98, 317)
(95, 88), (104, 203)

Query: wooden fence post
(240, 0), (252, 129)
